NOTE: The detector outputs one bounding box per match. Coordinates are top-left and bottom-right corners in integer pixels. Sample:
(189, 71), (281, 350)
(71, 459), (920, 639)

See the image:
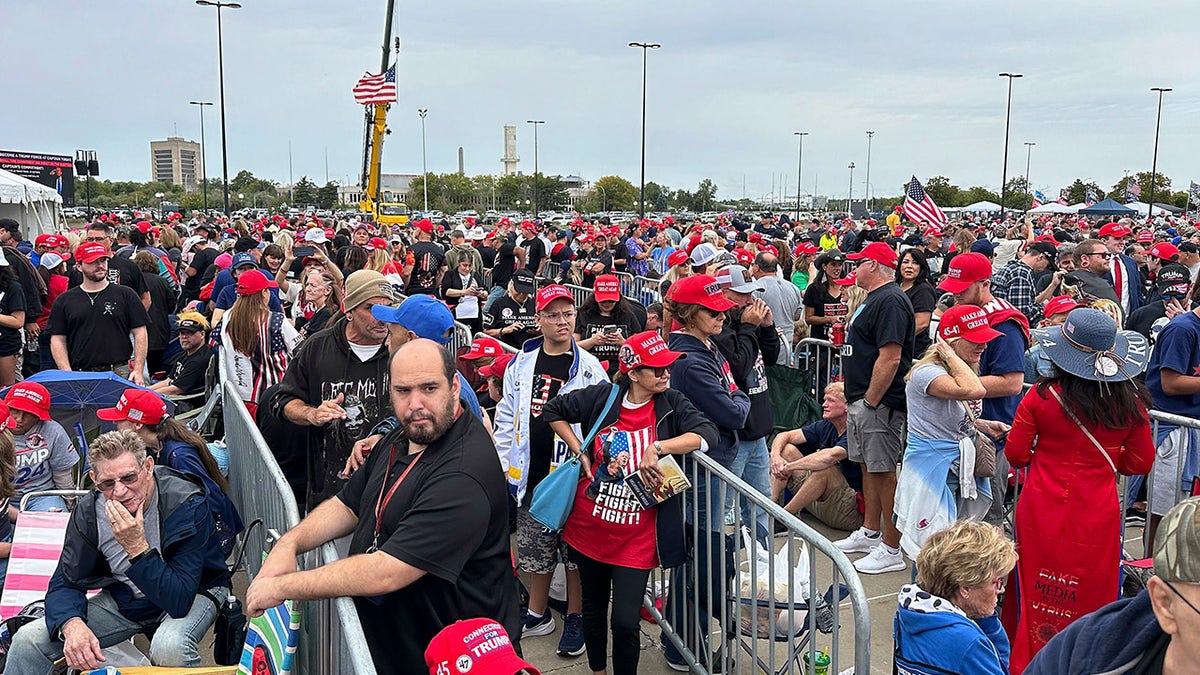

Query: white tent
(0, 168), (60, 238)
(1028, 202), (1075, 214)
(961, 200), (1002, 212)
(1067, 202), (1088, 212)
(1125, 201), (1178, 216)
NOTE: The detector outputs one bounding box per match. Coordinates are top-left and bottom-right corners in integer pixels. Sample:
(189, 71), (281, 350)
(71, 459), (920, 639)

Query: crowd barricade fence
(791, 337), (840, 400)
(564, 284), (594, 308)
(221, 379), (377, 675)
(645, 450), (871, 674)
(538, 258), (559, 280)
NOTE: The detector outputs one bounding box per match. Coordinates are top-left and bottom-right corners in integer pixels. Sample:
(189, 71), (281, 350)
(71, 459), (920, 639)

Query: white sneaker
(833, 528), (880, 554)
(853, 544), (907, 575)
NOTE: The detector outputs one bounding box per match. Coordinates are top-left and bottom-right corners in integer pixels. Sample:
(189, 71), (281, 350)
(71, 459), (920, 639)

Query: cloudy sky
(6, 0), (1199, 203)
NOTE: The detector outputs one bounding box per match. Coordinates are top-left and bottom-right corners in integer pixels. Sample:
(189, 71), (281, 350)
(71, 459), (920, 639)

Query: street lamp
(793, 132), (808, 221)
(1023, 142), (1036, 212)
(418, 109), (429, 213)
(526, 120), (544, 216)
(1149, 87), (1172, 220)
(998, 72), (1023, 221)
(73, 150), (99, 220)
(595, 184), (607, 212)
(188, 101), (213, 211)
(865, 131), (875, 214)
(847, 162), (856, 215)
(629, 41), (661, 218)
(195, 0), (241, 218)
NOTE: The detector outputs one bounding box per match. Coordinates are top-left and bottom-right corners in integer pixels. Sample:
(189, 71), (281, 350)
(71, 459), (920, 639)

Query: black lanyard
(366, 444), (423, 554)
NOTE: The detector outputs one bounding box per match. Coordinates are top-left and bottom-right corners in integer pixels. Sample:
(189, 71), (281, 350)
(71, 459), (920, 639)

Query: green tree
(316, 181), (339, 209)
(1064, 178), (1103, 206)
(922, 175), (960, 208)
(1109, 171), (1172, 203)
(644, 181), (669, 211)
(293, 176), (318, 206)
(960, 186), (1000, 206)
(591, 176), (637, 211)
(1002, 177), (1031, 210)
(693, 179), (718, 212)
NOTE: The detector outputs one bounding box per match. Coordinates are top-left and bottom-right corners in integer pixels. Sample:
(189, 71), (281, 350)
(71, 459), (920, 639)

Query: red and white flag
(353, 65), (396, 105)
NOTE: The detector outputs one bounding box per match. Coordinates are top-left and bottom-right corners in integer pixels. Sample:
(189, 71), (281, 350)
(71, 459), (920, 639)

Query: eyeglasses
(990, 577), (1007, 591)
(1085, 251), (1113, 260)
(85, 236), (109, 243)
(637, 365), (672, 378)
(1164, 580), (1200, 618)
(702, 308), (726, 318)
(94, 467), (144, 492)
(539, 310), (576, 323)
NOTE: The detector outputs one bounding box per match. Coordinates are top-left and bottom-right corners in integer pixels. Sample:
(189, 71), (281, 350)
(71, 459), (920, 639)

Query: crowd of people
(0, 203), (1196, 673)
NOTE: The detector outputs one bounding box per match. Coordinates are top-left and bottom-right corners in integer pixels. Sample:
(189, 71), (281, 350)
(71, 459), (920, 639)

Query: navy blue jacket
(1105, 252), (1143, 314)
(159, 439), (245, 554)
(1024, 590), (1164, 675)
(46, 467), (232, 638)
(667, 332), (750, 467)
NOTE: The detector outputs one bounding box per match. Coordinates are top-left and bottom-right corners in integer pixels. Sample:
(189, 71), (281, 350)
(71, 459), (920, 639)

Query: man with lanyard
(247, 339), (521, 674)
(1098, 222), (1143, 317)
(70, 223), (150, 311)
(938, 252), (1028, 526)
(47, 242), (150, 384)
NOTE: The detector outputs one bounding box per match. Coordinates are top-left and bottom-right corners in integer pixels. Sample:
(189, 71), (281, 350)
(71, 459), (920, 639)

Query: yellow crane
(358, 0), (409, 226)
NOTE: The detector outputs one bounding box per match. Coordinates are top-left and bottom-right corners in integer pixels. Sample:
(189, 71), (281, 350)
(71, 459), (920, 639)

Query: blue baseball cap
(371, 295), (455, 344)
(231, 252), (256, 270)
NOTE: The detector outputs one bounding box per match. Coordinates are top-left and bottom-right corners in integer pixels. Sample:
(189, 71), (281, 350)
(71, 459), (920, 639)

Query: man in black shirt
(519, 221), (547, 274)
(833, 241), (914, 575)
(247, 340), (521, 675)
(180, 225), (218, 309)
(484, 269), (539, 349)
(70, 223), (149, 310)
(149, 311), (211, 399)
(485, 230), (525, 311)
(47, 243), (150, 384)
(404, 219), (446, 297)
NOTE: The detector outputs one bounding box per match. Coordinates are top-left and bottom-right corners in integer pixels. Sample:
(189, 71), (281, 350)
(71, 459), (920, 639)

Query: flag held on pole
(353, 65), (397, 105)
(902, 176), (948, 227)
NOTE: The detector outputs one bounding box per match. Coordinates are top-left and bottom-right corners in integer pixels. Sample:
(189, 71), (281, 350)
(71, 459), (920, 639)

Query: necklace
(82, 287), (104, 306)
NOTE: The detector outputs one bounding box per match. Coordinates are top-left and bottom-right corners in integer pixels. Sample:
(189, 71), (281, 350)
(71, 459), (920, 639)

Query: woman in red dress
(1005, 308), (1154, 673)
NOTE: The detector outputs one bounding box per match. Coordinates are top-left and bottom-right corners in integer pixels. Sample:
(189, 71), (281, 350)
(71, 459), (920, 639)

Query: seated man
(7, 430), (231, 673)
(1025, 495), (1200, 674)
(149, 311), (212, 400)
(768, 382), (863, 533)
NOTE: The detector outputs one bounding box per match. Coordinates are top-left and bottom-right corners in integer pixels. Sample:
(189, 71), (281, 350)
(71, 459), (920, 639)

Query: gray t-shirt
(905, 363), (979, 440)
(97, 491), (162, 598)
(14, 420), (79, 495)
(756, 275), (803, 363)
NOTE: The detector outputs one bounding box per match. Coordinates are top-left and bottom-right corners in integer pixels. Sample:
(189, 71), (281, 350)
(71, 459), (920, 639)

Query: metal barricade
(221, 380), (378, 675)
(565, 284), (593, 308)
(451, 320), (474, 355)
(792, 337), (840, 400)
(1142, 410), (1200, 553)
(538, 258), (558, 280)
(646, 450), (871, 674)
(629, 274), (663, 305)
(613, 270), (635, 296)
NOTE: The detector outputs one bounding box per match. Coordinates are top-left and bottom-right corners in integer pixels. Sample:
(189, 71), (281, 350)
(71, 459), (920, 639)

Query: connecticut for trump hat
(425, 619), (538, 675)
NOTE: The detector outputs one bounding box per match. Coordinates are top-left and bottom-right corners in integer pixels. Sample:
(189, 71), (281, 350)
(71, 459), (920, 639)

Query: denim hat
(1031, 308), (1148, 381)
(371, 295), (455, 344)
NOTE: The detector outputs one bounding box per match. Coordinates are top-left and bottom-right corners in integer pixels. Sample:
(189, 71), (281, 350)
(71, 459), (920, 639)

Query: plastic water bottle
(812, 591), (835, 633)
(215, 593), (247, 665)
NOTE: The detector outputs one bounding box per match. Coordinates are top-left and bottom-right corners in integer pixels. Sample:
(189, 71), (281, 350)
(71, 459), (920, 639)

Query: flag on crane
(902, 176), (947, 227)
(353, 65), (397, 105)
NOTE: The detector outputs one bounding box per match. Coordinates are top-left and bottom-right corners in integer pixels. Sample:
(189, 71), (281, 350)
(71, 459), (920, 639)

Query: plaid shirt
(991, 259), (1042, 325)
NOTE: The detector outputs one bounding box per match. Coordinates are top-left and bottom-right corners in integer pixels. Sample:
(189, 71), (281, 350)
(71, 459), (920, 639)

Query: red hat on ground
(593, 274), (621, 302)
(667, 249), (690, 267)
(665, 275), (736, 312)
(424, 618), (539, 675)
(237, 269), (278, 295)
(0, 400), (16, 429)
(937, 304), (1003, 343)
(5, 382), (51, 421)
(97, 388), (168, 426)
(1043, 295), (1080, 319)
(535, 284), (574, 312)
(1149, 242), (1180, 261)
(75, 242), (112, 264)
(478, 353), (515, 380)
(462, 336), (504, 360)
(846, 241), (898, 269)
(938, 252), (993, 293)
(618, 330), (687, 374)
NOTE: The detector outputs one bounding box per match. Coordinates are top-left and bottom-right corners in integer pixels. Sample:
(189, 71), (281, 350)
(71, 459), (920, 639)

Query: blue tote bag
(528, 384), (620, 531)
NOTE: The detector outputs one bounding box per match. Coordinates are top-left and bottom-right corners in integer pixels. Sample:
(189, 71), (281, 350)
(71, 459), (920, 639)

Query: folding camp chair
(0, 490), (91, 623)
(734, 583), (848, 675)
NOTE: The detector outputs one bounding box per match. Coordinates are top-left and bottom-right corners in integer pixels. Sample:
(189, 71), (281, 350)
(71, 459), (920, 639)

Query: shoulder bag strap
(1048, 387), (1118, 474)
(575, 384), (621, 456)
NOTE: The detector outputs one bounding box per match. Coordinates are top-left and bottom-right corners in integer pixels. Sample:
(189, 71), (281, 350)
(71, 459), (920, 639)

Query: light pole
(1023, 141), (1036, 212)
(629, 41), (661, 218)
(188, 100), (213, 211)
(195, 0), (241, 218)
(847, 162), (856, 215)
(865, 131), (875, 214)
(1149, 87), (1172, 220)
(595, 184), (607, 212)
(74, 150), (98, 220)
(526, 120), (544, 216)
(418, 108), (429, 213)
(155, 192), (165, 219)
(998, 72), (1023, 221)
(793, 132), (808, 221)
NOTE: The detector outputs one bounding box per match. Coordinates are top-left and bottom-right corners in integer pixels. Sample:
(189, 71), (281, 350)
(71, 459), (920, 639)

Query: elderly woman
(894, 520), (1017, 675)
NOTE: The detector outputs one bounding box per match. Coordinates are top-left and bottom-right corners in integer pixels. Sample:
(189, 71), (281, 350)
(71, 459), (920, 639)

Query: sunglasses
(1085, 251), (1113, 260)
(637, 365), (673, 378)
(702, 308), (726, 318)
(94, 467), (144, 493)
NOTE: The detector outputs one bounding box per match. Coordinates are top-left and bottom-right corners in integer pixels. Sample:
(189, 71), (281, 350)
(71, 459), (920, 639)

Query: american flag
(1058, 188), (1069, 205)
(353, 65), (397, 105)
(1085, 188), (1099, 206)
(1126, 181), (1142, 202)
(902, 176), (947, 227)
(1031, 190), (1045, 209)
(1189, 181), (1200, 206)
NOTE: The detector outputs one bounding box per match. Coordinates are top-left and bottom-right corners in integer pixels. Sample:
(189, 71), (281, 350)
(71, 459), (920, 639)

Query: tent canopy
(1125, 201), (1182, 216)
(961, 201), (1002, 212)
(1028, 202), (1075, 214)
(0, 168), (61, 238)
(1077, 198), (1136, 216)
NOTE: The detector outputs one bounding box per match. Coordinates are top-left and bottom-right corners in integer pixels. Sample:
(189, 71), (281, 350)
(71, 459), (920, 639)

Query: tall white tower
(502, 125), (519, 176)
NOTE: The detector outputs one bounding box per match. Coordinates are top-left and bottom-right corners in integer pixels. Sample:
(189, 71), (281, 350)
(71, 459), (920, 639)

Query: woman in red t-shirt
(544, 331), (717, 675)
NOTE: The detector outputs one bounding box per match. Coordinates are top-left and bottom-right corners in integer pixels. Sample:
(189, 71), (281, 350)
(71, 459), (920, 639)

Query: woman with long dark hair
(100, 389), (245, 555)
(896, 247), (937, 357)
(543, 331), (717, 675)
(0, 251), (25, 386)
(575, 274), (646, 374)
(1004, 308), (1154, 671)
(802, 248), (847, 341)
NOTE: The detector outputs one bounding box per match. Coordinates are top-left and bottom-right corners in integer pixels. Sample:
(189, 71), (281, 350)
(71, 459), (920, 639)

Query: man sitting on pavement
(7, 430), (230, 673)
(768, 382), (862, 533)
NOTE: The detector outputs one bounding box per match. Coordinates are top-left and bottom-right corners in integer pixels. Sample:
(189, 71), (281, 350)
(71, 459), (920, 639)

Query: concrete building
(149, 137), (202, 191)
(501, 125), (519, 176)
(337, 173), (420, 206)
(562, 175), (589, 208)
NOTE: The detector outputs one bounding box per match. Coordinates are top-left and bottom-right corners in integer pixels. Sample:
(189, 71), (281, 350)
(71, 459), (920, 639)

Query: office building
(150, 137), (202, 190)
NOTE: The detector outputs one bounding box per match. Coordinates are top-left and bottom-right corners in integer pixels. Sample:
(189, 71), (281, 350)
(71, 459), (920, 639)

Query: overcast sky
(6, 0), (1200, 203)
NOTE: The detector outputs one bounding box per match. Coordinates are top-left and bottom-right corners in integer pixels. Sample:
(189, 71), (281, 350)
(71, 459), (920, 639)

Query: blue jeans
(21, 495), (67, 512)
(7, 586), (228, 672)
(728, 436), (772, 545)
(484, 286), (507, 313)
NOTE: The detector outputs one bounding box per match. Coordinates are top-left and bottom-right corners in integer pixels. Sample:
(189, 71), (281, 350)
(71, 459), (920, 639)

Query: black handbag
(202, 518), (262, 665)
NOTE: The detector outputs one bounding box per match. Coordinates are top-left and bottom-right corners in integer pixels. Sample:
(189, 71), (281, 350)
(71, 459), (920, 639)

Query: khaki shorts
(515, 506), (576, 575)
(846, 399), (906, 473)
(788, 471), (864, 532)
